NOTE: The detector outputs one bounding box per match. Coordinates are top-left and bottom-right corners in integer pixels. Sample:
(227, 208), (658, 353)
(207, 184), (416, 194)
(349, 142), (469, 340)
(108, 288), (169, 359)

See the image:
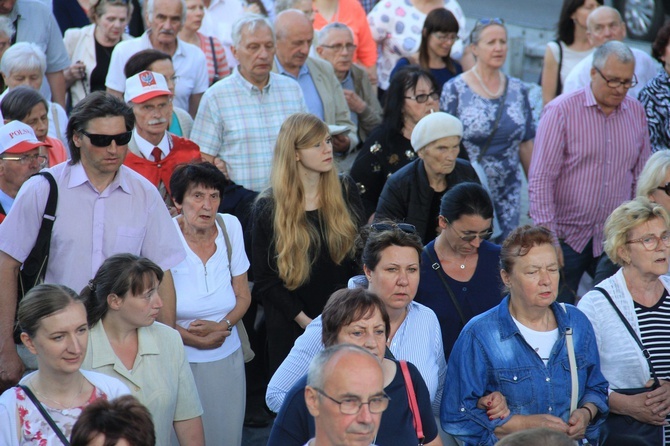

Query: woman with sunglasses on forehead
(415, 182), (503, 360)
(578, 198), (670, 445)
(375, 111), (480, 244)
(440, 18), (535, 242)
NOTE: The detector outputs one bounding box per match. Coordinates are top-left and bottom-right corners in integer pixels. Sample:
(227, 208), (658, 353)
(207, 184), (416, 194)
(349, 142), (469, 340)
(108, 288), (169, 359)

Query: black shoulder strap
(555, 39), (563, 96)
(18, 385), (71, 446)
(209, 36), (219, 77)
(422, 246), (467, 326)
(594, 286), (660, 386)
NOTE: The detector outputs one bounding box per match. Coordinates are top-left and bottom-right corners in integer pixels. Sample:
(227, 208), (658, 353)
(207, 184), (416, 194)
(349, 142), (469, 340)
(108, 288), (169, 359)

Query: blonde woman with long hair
(251, 113), (364, 375)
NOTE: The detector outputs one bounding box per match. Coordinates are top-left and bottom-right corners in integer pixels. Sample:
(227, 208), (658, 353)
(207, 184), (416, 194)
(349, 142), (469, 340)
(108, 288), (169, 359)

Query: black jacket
(375, 158), (480, 243)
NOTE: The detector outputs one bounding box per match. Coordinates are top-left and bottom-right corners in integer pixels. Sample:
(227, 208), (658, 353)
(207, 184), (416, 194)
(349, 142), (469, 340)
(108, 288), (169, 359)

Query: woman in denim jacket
(440, 225), (609, 445)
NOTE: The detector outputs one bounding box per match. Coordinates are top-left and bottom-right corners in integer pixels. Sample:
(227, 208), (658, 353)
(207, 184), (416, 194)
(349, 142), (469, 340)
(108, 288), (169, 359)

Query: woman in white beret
(375, 111), (480, 244)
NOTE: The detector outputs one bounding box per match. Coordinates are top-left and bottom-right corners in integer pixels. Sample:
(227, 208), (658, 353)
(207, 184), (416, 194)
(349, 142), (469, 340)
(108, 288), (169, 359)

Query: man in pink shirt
(529, 41), (650, 304)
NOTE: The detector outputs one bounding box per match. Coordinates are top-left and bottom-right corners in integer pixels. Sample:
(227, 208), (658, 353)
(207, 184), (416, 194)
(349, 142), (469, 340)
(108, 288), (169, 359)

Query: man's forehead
(153, 0), (183, 15)
(241, 25), (273, 43)
(322, 29), (353, 44)
(590, 12), (621, 28)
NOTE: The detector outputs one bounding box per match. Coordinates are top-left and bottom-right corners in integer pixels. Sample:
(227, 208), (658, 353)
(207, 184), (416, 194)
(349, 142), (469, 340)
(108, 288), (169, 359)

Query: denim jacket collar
(497, 295), (572, 341)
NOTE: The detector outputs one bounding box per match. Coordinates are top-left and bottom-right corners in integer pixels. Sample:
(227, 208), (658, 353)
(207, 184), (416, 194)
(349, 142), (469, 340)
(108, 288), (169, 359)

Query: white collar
(133, 128), (170, 160)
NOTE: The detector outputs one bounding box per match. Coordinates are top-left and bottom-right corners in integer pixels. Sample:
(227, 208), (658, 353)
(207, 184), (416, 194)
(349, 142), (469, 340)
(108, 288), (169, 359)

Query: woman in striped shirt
(578, 197), (670, 446)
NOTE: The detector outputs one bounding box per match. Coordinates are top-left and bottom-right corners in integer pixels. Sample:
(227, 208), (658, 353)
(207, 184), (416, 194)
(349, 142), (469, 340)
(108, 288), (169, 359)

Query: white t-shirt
(171, 213), (250, 363)
(513, 317), (559, 366)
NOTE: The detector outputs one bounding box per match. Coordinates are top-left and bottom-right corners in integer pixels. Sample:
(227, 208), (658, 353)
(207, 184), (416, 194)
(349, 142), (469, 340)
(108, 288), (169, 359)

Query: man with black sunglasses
(0, 91), (186, 392)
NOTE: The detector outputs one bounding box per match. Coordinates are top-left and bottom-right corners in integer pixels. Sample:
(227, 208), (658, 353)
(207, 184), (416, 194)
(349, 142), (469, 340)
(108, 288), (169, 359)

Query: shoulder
(388, 159), (420, 181)
(179, 39), (207, 62)
(80, 370), (131, 396)
(408, 301), (440, 325)
(218, 213), (244, 233)
(461, 303), (501, 335)
(17, 0), (50, 15)
(64, 24), (93, 42)
(308, 57), (337, 78)
(453, 158), (477, 176)
(170, 134), (199, 151)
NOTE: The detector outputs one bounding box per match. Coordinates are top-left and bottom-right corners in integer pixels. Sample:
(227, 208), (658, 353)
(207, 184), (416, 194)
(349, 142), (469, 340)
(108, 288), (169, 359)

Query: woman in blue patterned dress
(440, 18), (534, 242)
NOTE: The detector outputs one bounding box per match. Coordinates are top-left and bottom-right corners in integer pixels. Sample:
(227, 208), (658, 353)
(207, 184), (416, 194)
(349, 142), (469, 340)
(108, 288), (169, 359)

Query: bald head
(586, 6), (625, 47)
(274, 9), (313, 73)
(275, 9), (312, 39)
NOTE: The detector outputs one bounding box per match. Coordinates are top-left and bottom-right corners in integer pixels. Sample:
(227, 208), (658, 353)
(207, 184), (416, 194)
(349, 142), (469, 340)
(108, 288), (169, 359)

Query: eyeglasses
(321, 43), (357, 53)
(0, 153), (48, 167)
(432, 32), (458, 43)
(313, 388), (390, 415)
(625, 232), (670, 251)
(443, 216), (493, 242)
(79, 130), (132, 147)
(657, 182), (670, 196)
(594, 67), (638, 89)
(404, 91), (439, 104)
(370, 222), (417, 234)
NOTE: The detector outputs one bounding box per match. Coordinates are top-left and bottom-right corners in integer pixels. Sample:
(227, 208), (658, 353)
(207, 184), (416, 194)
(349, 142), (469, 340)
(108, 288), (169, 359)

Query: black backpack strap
(18, 385), (71, 446)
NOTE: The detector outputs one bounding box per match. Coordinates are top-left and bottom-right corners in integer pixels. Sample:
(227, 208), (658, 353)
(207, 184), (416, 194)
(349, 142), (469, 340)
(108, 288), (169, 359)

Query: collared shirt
(638, 69), (670, 152)
(341, 70), (358, 126)
(0, 188), (13, 216)
(133, 129), (170, 160)
(529, 86), (650, 256)
(190, 69), (307, 191)
(441, 296), (609, 446)
(0, 162), (186, 292)
(105, 31), (209, 110)
(82, 322), (203, 446)
(275, 56), (324, 120)
(265, 301), (447, 416)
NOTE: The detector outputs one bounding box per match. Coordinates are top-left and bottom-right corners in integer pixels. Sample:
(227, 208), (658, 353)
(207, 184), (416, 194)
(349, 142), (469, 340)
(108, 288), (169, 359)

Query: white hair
(592, 40), (634, 70)
(146, 0), (186, 24)
(0, 42), (46, 76)
(316, 22), (353, 47)
(231, 14), (274, 47)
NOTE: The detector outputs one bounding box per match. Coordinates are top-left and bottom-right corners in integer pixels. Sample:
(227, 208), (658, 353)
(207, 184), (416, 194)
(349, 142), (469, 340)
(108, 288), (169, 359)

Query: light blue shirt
(0, 188), (14, 216)
(275, 56), (324, 121)
(341, 70), (358, 127)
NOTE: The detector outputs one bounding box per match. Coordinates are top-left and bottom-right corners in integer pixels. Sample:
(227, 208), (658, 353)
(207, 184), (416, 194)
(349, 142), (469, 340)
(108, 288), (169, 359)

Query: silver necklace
(472, 66), (504, 98)
(31, 376), (85, 409)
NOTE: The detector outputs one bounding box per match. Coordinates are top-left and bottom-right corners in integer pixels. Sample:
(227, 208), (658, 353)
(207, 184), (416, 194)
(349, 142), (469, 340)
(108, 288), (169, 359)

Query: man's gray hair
(275, 0), (304, 15)
(0, 16), (15, 41)
(316, 22), (353, 47)
(0, 42), (46, 77)
(592, 40), (634, 70)
(231, 14), (274, 47)
(146, 0), (187, 25)
(307, 344), (376, 389)
(586, 6), (623, 32)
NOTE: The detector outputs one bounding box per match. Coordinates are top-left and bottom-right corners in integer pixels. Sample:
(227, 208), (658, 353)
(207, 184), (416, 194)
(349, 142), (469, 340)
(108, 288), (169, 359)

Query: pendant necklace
(32, 376), (85, 409)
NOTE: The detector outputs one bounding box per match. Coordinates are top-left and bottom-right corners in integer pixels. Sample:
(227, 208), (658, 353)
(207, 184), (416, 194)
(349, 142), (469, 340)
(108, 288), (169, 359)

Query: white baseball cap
(124, 70), (172, 104)
(0, 120), (51, 155)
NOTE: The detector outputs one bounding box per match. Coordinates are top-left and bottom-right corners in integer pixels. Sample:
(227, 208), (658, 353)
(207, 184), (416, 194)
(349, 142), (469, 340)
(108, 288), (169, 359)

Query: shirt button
(548, 406), (552, 412)
(460, 407), (466, 412)
(462, 287), (467, 292)
(513, 376), (517, 381)
(546, 377), (550, 382)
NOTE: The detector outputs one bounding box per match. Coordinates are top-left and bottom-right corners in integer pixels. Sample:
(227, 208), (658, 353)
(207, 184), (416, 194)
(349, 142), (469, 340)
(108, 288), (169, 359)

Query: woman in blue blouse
(441, 225), (608, 445)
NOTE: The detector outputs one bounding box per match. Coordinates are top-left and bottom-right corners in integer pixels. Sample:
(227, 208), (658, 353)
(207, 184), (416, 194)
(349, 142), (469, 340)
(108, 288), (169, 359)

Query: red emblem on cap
(139, 71), (156, 87)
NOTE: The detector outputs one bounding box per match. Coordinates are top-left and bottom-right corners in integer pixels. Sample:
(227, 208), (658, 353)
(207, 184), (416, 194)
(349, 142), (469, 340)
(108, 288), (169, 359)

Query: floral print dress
(441, 75), (535, 240)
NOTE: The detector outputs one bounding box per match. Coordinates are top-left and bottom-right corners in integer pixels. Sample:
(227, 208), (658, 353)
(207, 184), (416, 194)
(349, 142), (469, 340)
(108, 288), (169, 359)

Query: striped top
(635, 289), (670, 442)
(197, 32), (231, 86)
(529, 86), (651, 257)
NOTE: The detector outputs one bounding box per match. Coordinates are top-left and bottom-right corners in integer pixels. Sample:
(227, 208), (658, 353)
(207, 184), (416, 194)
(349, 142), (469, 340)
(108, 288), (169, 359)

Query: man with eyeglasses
(122, 70), (200, 209)
(562, 6), (658, 98)
(273, 10), (359, 172)
(0, 121), (50, 224)
(304, 344), (386, 446)
(529, 40), (651, 304)
(0, 91), (186, 392)
(316, 23), (382, 145)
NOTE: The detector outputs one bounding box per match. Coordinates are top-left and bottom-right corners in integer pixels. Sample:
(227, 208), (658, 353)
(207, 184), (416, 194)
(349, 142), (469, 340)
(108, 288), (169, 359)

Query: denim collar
(497, 295), (571, 341)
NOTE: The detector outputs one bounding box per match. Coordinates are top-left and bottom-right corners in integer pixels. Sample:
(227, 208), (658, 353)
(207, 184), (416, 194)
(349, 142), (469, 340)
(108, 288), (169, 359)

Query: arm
(46, 71), (67, 108)
(188, 92), (203, 119)
(519, 139), (533, 178)
(174, 417), (205, 446)
(0, 252), (23, 393)
(638, 86), (670, 152)
(631, 106), (652, 196)
(541, 45), (559, 106)
(331, 80), (359, 152)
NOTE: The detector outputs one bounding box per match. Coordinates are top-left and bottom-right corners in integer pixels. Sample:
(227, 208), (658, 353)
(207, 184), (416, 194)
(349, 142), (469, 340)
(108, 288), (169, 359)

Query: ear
(363, 264), (373, 280)
(500, 269), (510, 288)
(416, 148), (425, 160)
(316, 46), (324, 57)
(21, 332), (38, 355)
(231, 45), (239, 62)
(589, 66), (597, 83)
(438, 215), (448, 230)
(72, 130), (83, 148)
(107, 293), (123, 311)
(617, 246), (630, 265)
(305, 386), (320, 417)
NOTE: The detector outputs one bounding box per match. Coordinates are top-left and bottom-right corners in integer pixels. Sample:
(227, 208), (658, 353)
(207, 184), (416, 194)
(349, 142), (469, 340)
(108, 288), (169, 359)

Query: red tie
(151, 147), (162, 162)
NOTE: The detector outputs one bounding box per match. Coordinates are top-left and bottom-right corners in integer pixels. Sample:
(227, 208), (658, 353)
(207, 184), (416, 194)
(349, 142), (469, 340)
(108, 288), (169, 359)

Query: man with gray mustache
(123, 70), (201, 209)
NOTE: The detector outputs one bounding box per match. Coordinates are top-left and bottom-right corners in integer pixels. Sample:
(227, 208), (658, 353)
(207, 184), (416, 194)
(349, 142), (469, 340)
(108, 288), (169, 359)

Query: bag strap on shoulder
(399, 360), (425, 445)
(18, 385), (70, 446)
(422, 246), (467, 326)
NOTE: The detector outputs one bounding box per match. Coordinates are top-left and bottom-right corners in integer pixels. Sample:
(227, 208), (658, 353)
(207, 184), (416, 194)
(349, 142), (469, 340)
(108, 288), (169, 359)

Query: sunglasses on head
(657, 182), (670, 196)
(370, 222), (417, 234)
(475, 17), (504, 27)
(79, 130), (132, 147)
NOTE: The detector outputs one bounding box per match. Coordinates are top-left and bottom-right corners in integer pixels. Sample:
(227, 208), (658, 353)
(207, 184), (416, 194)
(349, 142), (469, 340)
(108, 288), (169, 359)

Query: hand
(619, 390), (669, 425)
(645, 380), (670, 416)
(0, 348), (25, 393)
(243, 2), (261, 13)
(566, 407), (591, 440)
(213, 157), (229, 180)
(364, 64), (378, 87)
(188, 319), (227, 337)
(343, 90), (368, 114)
(64, 61), (86, 84)
(520, 414), (569, 432)
(196, 330), (229, 349)
(477, 391), (510, 420)
(331, 134), (350, 154)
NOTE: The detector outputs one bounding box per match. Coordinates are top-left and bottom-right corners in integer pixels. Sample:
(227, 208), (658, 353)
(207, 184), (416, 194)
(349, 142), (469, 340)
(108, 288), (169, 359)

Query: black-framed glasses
(313, 388), (390, 415)
(370, 222), (417, 234)
(321, 43), (357, 53)
(442, 216), (493, 242)
(404, 91), (439, 104)
(594, 67), (638, 89)
(625, 232), (670, 251)
(657, 182), (670, 196)
(0, 153), (48, 167)
(79, 130), (132, 147)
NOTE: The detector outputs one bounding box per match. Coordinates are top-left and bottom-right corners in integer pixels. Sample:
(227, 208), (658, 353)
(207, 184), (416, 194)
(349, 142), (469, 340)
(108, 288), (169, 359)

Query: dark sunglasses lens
(116, 131), (132, 145)
(88, 131), (132, 147)
(482, 231), (493, 240)
(662, 183), (670, 196)
(396, 223), (417, 233)
(415, 94), (428, 104)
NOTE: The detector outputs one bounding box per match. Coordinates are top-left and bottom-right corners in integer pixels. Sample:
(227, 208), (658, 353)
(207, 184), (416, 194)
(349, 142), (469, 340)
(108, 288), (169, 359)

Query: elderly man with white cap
(0, 121), (51, 223)
(123, 70), (201, 208)
(375, 111), (480, 244)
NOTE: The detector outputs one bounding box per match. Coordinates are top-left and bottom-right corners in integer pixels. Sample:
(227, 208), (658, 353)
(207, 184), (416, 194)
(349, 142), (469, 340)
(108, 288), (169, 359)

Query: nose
(68, 333), (83, 355)
(470, 236), (482, 248)
(153, 292), (164, 309)
(538, 269), (552, 286)
(357, 402), (374, 424)
(397, 269), (409, 286)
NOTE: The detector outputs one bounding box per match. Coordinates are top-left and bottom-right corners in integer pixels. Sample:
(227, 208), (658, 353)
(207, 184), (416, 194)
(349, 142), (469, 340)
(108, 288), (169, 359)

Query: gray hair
(469, 20), (506, 46)
(274, 0), (303, 15)
(146, 0), (186, 25)
(637, 150), (670, 197)
(0, 16), (15, 40)
(316, 22), (353, 47)
(307, 344), (376, 389)
(592, 40), (634, 70)
(586, 6), (622, 32)
(0, 42), (46, 76)
(231, 14), (274, 47)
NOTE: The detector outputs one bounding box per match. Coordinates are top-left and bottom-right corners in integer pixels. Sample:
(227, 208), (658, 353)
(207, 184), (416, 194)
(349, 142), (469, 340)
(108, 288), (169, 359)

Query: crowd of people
(0, 0), (669, 444)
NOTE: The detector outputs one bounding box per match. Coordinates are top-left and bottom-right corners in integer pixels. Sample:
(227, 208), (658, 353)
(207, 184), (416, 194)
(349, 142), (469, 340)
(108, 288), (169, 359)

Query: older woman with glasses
(440, 18), (535, 242)
(578, 198), (670, 445)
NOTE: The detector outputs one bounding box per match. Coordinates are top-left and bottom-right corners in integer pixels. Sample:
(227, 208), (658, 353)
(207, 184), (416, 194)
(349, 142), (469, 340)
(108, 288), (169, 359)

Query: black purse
(595, 287), (664, 446)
